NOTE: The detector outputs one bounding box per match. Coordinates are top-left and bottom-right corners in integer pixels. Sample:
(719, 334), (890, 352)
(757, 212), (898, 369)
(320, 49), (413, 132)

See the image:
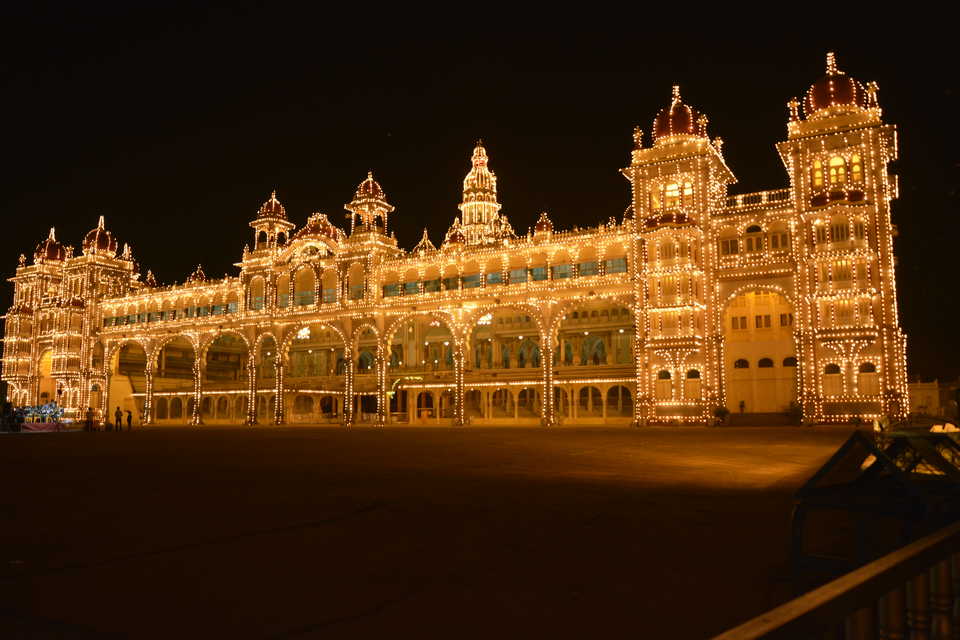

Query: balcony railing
(724, 189), (791, 211)
(711, 520), (960, 640)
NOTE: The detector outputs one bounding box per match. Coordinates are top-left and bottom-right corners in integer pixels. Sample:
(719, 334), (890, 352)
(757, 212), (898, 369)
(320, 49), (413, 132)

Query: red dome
(82, 215), (118, 256)
(293, 212), (343, 242)
(257, 190), (287, 220)
(652, 86), (708, 144)
(534, 211), (553, 233)
(34, 228), (66, 263)
(804, 53), (867, 118)
(355, 171), (385, 200)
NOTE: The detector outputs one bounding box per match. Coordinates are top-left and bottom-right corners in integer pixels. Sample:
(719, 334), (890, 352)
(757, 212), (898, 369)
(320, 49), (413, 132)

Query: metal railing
(712, 520), (960, 639)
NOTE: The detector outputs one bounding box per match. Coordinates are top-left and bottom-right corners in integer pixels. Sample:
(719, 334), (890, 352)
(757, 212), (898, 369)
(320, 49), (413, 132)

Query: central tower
(458, 141), (502, 245)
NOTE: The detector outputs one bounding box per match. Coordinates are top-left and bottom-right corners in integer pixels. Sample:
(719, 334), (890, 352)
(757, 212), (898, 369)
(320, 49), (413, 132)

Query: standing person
(85, 407), (94, 432)
(114, 406), (122, 432)
(126, 410), (132, 431)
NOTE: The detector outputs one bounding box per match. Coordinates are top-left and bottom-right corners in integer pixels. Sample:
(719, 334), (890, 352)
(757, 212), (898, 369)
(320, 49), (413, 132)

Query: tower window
(851, 154), (863, 183)
(829, 156), (846, 185)
(831, 221), (850, 242)
(812, 159), (824, 188)
(682, 181), (694, 207)
(720, 238), (739, 255)
(758, 358), (774, 368)
(664, 182), (680, 208)
(734, 359), (749, 369)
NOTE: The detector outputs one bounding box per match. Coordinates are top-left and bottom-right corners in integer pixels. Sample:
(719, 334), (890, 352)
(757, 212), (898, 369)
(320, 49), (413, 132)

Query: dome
(412, 228), (437, 255)
(82, 215), (118, 256)
(652, 86), (708, 144)
(34, 227), (66, 264)
(354, 171), (385, 200)
(804, 53), (867, 119)
(534, 211), (553, 233)
(257, 190), (287, 220)
(345, 171), (394, 230)
(293, 212), (343, 243)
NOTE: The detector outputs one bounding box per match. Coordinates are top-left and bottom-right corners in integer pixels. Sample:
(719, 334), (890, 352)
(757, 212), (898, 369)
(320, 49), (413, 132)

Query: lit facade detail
(2, 54), (908, 426)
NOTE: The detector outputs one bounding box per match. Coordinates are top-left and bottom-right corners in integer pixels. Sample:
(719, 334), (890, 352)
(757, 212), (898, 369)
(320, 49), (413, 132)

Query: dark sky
(1, 7), (956, 380)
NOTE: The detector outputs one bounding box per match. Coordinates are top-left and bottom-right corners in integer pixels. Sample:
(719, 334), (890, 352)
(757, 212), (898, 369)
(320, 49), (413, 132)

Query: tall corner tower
(776, 52), (907, 422)
(623, 86), (736, 425)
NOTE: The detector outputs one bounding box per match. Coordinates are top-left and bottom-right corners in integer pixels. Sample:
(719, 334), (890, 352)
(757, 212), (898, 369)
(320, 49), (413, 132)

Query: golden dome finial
(826, 52), (838, 75)
(671, 85), (681, 104)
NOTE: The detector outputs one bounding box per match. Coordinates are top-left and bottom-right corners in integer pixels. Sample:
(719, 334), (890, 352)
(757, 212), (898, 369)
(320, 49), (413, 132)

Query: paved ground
(0, 426), (855, 639)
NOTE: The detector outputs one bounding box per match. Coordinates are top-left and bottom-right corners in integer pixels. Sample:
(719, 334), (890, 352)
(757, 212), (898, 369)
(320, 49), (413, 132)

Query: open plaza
(0, 425), (853, 638)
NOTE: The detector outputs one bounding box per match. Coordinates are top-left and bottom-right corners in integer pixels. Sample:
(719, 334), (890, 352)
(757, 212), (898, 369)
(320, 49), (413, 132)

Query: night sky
(1, 7), (956, 379)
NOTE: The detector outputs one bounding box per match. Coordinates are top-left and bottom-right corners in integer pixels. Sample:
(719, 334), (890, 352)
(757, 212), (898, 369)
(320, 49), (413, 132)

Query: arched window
(758, 358), (774, 368)
(824, 363), (841, 374)
(686, 369), (700, 378)
(850, 154), (863, 183)
(783, 356), (798, 367)
(812, 159), (824, 188)
(734, 359), (749, 369)
(858, 362), (879, 395)
(663, 182), (680, 208)
(828, 156), (846, 185)
(655, 370), (672, 399)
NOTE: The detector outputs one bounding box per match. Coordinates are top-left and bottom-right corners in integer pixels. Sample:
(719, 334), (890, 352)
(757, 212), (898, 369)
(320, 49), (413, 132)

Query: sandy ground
(0, 425), (854, 639)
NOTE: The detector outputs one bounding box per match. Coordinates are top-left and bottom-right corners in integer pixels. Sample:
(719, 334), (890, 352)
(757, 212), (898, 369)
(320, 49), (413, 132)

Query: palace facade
(1, 54), (908, 426)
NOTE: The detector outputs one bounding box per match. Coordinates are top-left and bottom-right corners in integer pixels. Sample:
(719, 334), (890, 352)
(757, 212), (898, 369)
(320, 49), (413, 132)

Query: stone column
(246, 356), (257, 425)
(142, 364), (155, 426)
(452, 340), (465, 426)
(375, 344), (387, 426)
(541, 331), (556, 427)
(273, 360), (285, 425)
(191, 361), (202, 425)
(343, 346), (354, 426)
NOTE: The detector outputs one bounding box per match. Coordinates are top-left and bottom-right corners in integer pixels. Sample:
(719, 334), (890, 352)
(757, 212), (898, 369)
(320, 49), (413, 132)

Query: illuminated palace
(2, 54), (907, 426)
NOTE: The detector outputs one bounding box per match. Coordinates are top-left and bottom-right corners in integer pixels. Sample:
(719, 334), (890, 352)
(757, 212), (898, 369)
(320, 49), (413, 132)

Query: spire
(826, 51), (839, 75)
(459, 140), (502, 244)
(671, 85), (681, 104)
(48, 227), (56, 241)
(97, 215), (105, 229)
(412, 227), (437, 255)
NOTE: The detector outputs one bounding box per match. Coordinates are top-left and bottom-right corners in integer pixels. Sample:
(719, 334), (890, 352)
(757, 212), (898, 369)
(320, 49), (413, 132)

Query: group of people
(83, 406), (136, 432)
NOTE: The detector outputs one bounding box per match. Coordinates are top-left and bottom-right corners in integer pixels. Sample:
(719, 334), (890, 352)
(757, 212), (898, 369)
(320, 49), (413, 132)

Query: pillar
(142, 365), (155, 425)
(190, 361), (202, 425)
(541, 330), (556, 427)
(452, 341), (465, 426)
(343, 346), (354, 426)
(375, 345), (387, 426)
(273, 361), (285, 425)
(245, 357), (257, 425)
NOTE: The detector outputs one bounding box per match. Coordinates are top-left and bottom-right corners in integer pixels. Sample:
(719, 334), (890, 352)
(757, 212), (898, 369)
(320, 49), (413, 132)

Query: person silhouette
(114, 406), (122, 431)
(126, 410), (132, 431)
